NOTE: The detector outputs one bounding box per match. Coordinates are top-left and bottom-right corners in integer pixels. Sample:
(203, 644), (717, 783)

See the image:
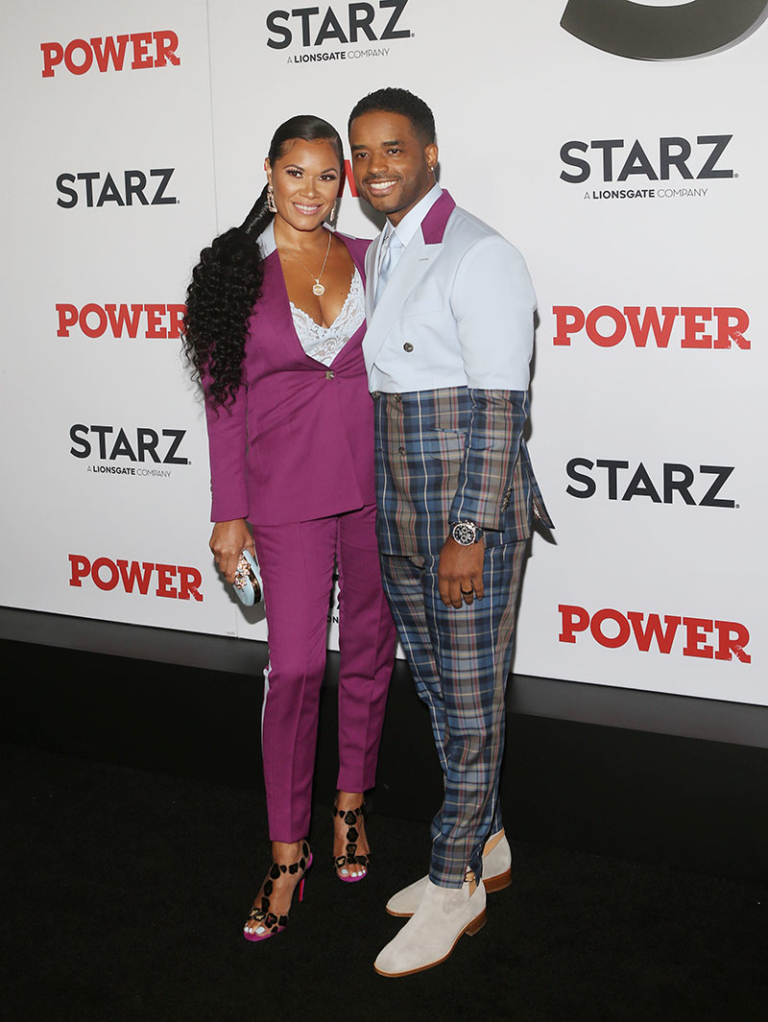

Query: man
(348, 88), (552, 977)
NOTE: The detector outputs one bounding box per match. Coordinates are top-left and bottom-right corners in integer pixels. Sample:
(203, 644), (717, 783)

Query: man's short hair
(348, 88), (436, 144)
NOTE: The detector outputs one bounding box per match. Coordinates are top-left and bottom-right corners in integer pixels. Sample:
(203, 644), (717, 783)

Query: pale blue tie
(375, 228), (403, 306)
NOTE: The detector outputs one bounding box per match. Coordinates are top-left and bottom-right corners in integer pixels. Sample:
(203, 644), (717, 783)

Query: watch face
(452, 522), (476, 546)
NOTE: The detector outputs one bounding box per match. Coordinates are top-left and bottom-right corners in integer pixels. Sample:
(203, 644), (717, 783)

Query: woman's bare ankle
(335, 790), (364, 811)
(271, 839), (304, 864)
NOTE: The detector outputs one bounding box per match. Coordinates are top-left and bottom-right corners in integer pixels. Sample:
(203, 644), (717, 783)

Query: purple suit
(207, 234), (376, 526)
(205, 230), (396, 842)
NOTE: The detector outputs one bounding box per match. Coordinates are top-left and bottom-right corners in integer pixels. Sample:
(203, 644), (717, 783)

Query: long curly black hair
(183, 115), (344, 408)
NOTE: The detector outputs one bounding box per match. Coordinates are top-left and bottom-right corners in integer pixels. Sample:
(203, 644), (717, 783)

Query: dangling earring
(267, 185), (277, 213)
(329, 200), (337, 224)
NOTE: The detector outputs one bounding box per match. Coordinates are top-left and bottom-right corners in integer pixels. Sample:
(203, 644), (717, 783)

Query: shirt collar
(386, 182), (442, 248)
(259, 218), (335, 258)
(259, 219), (277, 258)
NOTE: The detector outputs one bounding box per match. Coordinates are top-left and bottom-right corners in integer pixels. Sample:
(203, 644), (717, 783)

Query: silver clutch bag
(232, 550), (263, 606)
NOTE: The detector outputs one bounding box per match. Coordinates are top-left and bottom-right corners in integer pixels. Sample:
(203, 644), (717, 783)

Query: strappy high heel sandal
(243, 841), (312, 942)
(332, 799), (369, 883)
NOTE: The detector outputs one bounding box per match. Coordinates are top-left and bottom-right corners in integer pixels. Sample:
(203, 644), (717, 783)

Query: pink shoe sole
(244, 924), (286, 943)
(337, 867), (368, 884)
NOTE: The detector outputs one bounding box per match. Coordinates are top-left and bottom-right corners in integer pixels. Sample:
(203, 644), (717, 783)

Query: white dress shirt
(373, 182), (442, 274)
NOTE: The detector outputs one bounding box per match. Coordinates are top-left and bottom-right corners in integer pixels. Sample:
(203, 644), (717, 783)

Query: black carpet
(3, 744), (766, 1022)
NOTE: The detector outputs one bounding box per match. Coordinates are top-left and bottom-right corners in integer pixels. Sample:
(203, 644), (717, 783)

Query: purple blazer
(205, 231), (374, 526)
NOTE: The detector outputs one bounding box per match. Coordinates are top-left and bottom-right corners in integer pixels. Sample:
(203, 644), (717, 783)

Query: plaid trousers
(374, 387), (533, 887)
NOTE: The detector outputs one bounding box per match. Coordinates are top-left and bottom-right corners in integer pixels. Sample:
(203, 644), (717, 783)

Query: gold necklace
(286, 231), (333, 296)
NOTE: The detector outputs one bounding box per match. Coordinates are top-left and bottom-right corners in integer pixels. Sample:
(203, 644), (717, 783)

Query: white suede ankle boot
(374, 876), (487, 977)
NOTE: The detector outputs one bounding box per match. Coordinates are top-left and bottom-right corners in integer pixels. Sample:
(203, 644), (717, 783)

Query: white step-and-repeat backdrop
(2, 1), (765, 705)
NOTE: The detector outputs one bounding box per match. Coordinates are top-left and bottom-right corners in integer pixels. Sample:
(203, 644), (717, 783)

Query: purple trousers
(252, 503), (397, 843)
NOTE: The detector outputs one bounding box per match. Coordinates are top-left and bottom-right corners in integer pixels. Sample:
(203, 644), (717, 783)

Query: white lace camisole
(290, 267), (365, 367)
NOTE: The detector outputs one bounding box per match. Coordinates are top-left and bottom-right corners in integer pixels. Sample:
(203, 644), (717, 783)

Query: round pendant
(312, 283), (325, 296)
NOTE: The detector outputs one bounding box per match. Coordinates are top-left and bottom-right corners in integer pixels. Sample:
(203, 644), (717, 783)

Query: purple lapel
(420, 190), (457, 245)
(259, 250), (298, 363)
(324, 233), (370, 369)
(342, 233), (370, 287)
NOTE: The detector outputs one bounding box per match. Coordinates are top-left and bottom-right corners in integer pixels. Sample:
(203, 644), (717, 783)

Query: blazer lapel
(329, 234), (369, 371)
(343, 233), (368, 288)
(363, 191), (457, 370)
(260, 251), (299, 361)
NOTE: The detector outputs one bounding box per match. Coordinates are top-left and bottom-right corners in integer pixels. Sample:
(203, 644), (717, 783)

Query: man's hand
(438, 536), (485, 608)
(210, 519), (254, 584)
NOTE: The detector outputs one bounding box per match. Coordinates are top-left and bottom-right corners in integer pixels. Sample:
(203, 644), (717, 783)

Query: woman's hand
(210, 519), (255, 584)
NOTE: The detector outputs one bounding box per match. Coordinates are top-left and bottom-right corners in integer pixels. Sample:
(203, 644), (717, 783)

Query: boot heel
(483, 868), (512, 894)
(466, 909), (487, 937)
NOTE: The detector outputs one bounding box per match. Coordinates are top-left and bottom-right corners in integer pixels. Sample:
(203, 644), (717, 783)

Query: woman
(183, 115), (397, 942)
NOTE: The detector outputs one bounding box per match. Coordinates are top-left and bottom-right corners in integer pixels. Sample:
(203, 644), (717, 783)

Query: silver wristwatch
(450, 520), (483, 546)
